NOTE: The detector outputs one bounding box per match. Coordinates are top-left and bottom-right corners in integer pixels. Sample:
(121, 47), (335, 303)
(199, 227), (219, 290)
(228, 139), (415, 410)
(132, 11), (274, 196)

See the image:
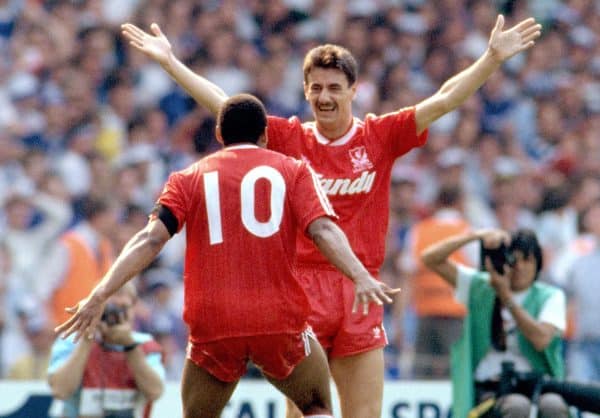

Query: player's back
(162, 144), (331, 343)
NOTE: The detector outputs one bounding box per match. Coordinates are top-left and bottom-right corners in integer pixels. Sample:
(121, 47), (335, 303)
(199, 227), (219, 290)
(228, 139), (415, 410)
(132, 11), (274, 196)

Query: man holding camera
(421, 228), (568, 418)
(47, 283), (165, 418)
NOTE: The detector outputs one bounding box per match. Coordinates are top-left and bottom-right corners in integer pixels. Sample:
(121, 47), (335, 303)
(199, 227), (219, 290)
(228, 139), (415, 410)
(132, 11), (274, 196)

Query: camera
(498, 361), (600, 414)
(481, 241), (515, 275)
(101, 303), (127, 326)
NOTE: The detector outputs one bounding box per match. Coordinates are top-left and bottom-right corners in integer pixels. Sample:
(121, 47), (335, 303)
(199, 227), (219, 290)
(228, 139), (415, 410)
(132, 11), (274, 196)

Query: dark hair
(217, 94), (267, 145)
(303, 44), (358, 86)
(79, 195), (111, 221)
(509, 229), (543, 278)
(436, 185), (463, 208)
(538, 184), (573, 212)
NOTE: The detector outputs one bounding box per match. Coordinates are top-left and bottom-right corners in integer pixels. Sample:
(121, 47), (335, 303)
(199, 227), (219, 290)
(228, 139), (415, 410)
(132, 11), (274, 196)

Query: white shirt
(455, 265), (566, 381)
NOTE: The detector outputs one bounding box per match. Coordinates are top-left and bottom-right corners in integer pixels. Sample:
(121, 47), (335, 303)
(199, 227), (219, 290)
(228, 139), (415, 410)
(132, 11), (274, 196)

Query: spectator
(422, 228), (568, 418)
(564, 199), (600, 384)
(42, 195), (116, 325)
(3, 188), (72, 295)
(400, 185), (474, 378)
(7, 312), (54, 380)
(0, 242), (28, 377)
(48, 282), (165, 418)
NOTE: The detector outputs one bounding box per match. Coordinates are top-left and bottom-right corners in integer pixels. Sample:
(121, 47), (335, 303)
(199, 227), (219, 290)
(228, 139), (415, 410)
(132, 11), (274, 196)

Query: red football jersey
(157, 144), (335, 343)
(267, 108), (427, 271)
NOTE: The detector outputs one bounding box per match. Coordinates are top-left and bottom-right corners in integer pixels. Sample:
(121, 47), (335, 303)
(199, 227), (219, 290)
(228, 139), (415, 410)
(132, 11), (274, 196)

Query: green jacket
(450, 272), (564, 418)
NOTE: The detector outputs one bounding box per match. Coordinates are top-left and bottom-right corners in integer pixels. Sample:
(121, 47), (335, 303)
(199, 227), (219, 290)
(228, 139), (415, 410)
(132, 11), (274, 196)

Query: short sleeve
(538, 288), (567, 333)
(366, 107), (427, 158)
(289, 162), (337, 235)
(47, 336), (76, 375)
(455, 264), (487, 305)
(156, 172), (188, 233)
(267, 115), (302, 156)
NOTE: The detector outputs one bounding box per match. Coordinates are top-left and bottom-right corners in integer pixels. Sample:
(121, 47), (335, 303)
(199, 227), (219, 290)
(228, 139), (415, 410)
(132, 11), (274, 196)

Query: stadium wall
(0, 380), (451, 418)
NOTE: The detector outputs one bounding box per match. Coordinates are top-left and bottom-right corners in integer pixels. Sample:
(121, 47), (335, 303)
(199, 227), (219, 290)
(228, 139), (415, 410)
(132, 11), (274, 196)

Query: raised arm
(308, 217), (400, 314)
(121, 22), (228, 114)
(54, 218), (171, 341)
(421, 229), (510, 287)
(414, 15), (541, 134)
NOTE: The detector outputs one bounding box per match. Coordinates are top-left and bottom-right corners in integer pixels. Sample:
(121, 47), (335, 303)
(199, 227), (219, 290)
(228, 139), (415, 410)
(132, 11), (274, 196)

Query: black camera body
(481, 242), (515, 275)
(101, 303), (126, 326)
(498, 361), (600, 413)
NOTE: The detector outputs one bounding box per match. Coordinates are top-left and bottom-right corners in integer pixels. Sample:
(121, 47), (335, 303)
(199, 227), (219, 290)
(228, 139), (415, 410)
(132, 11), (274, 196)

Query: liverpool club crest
(349, 146), (373, 173)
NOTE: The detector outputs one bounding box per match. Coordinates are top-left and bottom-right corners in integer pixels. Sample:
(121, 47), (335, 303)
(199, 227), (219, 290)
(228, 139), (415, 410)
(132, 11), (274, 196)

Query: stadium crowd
(0, 0), (598, 384)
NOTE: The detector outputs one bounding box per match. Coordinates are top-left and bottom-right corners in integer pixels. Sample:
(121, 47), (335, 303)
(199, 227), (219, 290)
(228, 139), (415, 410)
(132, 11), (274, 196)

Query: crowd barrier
(0, 380), (451, 418)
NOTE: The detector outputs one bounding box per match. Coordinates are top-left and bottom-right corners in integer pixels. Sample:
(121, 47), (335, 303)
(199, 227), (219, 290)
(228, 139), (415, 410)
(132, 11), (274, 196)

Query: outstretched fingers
(520, 27), (542, 44)
(352, 295), (359, 314)
(519, 23), (542, 38)
(381, 283), (402, 298)
(369, 291), (384, 306)
(121, 30), (143, 46)
(128, 40), (146, 51)
(121, 23), (147, 40)
(55, 311), (85, 340)
(352, 285), (402, 315)
(512, 17), (537, 33)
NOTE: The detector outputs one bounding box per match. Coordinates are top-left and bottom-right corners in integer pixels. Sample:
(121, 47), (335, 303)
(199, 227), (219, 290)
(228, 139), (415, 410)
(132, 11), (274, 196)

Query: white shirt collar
(225, 144), (260, 150)
(308, 118), (360, 146)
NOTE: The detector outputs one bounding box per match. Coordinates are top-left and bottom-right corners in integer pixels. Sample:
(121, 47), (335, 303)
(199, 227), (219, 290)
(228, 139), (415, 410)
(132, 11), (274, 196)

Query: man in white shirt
(421, 228), (568, 418)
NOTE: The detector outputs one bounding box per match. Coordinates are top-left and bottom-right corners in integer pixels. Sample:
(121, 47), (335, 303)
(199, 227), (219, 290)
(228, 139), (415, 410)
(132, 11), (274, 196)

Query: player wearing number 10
(54, 94), (398, 418)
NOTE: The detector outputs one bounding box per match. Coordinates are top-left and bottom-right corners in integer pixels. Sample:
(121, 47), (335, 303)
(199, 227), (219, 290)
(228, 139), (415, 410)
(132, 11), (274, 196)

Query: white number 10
(203, 166), (286, 245)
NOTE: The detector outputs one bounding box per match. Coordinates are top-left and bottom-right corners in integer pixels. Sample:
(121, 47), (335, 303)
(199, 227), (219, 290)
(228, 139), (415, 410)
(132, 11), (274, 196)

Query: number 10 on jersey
(203, 166), (286, 245)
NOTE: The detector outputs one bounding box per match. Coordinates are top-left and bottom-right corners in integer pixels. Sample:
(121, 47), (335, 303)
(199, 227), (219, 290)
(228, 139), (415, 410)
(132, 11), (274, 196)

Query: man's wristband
(100, 341), (140, 352)
(123, 342), (140, 352)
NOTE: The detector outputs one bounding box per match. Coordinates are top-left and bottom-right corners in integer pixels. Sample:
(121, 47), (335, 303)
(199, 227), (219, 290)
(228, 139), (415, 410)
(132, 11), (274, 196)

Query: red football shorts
(186, 326), (315, 382)
(297, 267), (387, 358)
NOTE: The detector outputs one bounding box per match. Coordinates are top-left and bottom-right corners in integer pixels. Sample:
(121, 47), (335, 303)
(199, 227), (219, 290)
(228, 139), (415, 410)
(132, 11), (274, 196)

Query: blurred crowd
(0, 0), (598, 383)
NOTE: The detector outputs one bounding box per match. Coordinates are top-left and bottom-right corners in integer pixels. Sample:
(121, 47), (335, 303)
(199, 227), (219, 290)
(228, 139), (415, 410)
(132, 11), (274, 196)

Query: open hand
(54, 294), (106, 343)
(352, 276), (401, 315)
(488, 15), (542, 62)
(121, 22), (172, 66)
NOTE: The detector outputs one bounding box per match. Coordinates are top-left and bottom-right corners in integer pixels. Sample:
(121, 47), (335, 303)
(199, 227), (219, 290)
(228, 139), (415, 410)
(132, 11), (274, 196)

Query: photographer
(421, 228), (568, 418)
(47, 282), (165, 418)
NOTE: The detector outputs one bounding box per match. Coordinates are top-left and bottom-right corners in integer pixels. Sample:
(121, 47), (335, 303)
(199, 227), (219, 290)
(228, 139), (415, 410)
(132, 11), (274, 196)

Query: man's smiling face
(304, 67), (356, 137)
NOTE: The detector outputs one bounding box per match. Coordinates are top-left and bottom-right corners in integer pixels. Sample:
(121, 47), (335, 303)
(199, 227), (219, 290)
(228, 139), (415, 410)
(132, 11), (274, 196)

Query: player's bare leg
(180, 358), (239, 418)
(265, 337), (333, 416)
(329, 348), (384, 418)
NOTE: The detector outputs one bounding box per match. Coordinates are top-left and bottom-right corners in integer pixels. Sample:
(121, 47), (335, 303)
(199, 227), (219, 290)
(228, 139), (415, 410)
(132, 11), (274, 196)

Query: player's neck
(315, 117), (354, 141)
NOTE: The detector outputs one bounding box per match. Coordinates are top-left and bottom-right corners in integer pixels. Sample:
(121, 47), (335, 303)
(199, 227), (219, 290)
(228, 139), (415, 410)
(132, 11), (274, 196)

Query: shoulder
(364, 107), (416, 124)
(268, 115), (302, 130)
(457, 265), (489, 286)
(51, 335), (77, 352)
(532, 281), (566, 303)
(132, 332), (163, 354)
(455, 265), (489, 304)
